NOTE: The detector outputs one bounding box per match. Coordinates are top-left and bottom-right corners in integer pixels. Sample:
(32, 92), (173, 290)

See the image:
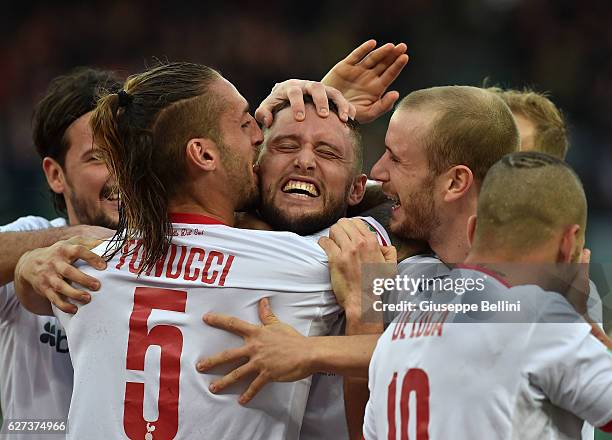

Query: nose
(370, 156), (388, 182)
(293, 146), (316, 171)
(252, 124), (264, 148)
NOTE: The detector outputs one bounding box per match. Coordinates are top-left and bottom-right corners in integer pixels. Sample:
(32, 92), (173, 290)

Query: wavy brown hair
(33, 67), (121, 214)
(90, 62), (223, 273)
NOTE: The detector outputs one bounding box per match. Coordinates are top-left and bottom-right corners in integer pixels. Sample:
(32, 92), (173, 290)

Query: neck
(429, 214), (471, 264)
(463, 248), (571, 294)
(168, 199), (235, 226)
(429, 193), (477, 264)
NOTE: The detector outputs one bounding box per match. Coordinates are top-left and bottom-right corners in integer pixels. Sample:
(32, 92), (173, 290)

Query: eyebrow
(80, 146), (97, 160)
(385, 145), (398, 157)
(267, 134), (301, 144)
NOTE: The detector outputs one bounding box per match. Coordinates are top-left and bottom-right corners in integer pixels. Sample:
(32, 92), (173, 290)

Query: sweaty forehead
(267, 104), (352, 150)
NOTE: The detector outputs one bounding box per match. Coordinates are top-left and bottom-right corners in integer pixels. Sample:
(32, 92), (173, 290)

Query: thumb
(254, 106), (273, 128)
(581, 248), (591, 264)
(358, 91), (398, 123)
(381, 245), (397, 264)
(68, 236), (104, 250)
(380, 91), (400, 110)
(258, 297), (280, 325)
(318, 236), (339, 260)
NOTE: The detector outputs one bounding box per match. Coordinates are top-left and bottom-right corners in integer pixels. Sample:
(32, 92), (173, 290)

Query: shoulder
(398, 254), (449, 277)
(0, 215), (66, 232)
(306, 216), (391, 246)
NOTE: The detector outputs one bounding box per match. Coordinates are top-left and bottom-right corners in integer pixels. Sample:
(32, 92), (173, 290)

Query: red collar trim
(454, 263), (511, 288)
(169, 212), (226, 226)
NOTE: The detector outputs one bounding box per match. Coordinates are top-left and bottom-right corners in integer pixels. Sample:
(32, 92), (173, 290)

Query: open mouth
(100, 185), (119, 202)
(282, 179), (320, 198)
(386, 194), (401, 210)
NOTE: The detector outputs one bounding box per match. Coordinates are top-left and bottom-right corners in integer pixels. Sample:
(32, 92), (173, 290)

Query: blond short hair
(475, 152), (586, 254)
(487, 87), (568, 159)
(398, 86), (520, 183)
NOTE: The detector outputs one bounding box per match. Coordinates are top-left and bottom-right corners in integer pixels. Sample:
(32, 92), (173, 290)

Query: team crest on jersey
(39, 321), (69, 353)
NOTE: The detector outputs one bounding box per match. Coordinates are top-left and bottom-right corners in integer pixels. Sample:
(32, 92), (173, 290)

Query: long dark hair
(90, 62), (223, 273)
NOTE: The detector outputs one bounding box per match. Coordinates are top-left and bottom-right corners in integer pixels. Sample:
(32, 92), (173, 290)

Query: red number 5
(387, 369), (430, 440)
(123, 287), (187, 440)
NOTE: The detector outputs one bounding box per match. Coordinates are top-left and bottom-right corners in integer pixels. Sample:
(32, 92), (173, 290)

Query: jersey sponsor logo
(39, 321), (69, 353)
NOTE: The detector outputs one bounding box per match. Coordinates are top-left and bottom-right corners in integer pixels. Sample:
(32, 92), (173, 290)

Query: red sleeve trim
(361, 219), (389, 246)
(599, 419), (612, 433)
(454, 263), (511, 288)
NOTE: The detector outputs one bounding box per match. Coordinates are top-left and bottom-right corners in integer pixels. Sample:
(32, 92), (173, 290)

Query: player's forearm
(308, 334), (379, 378)
(0, 227), (80, 285)
(14, 252), (53, 316)
(345, 304), (384, 336)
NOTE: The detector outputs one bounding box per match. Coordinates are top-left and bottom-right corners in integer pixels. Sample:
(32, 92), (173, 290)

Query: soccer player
(0, 67), (119, 439)
(197, 85), (520, 380)
(246, 95), (393, 440)
(12, 41), (406, 439)
(363, 151), (612, 439)
(14, 62), (389, 440)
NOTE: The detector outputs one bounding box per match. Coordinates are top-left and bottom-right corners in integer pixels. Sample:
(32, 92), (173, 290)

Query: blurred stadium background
(2, 2), (611, 322)
(2, 0), (611, 324)
(1, 1), (611, 435)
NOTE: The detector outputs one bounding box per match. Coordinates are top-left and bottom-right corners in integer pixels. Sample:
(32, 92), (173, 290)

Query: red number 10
(387, 369), (430, 440)
(123, 287), (187, 440)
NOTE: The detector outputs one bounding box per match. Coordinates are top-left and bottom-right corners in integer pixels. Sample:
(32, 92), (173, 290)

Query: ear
(347, 174), (368, 206)
(42, 157), (66, 195)
(442, 165), (474, 203)
(558, 224), (581, 263)
(467, 214), (477, 248)
(185, 138), (220, 172)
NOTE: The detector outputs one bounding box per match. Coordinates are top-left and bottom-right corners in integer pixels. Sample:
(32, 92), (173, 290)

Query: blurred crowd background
(1, 0), (611, 328)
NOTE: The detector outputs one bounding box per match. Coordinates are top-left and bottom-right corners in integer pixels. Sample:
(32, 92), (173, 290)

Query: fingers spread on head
(286, 86), (306, 121)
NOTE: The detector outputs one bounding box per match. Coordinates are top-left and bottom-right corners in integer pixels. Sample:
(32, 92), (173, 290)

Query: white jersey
(0, 216), (72, 440)
(396, 255), (603, 440)
(55, 214), (342, 440)
(300, 216), (390, 440)
(364, 267), (612, 440)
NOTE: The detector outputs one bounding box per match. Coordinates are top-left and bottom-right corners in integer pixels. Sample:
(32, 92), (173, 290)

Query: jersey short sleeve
(527, 296), (612, 429)
(0, 216), (66, 317)
(0, 215), (66, 233)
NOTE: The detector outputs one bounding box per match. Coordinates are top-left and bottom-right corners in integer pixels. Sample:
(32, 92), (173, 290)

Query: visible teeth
(282, 180), (319, 197)
(388, 195), (400, 206)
